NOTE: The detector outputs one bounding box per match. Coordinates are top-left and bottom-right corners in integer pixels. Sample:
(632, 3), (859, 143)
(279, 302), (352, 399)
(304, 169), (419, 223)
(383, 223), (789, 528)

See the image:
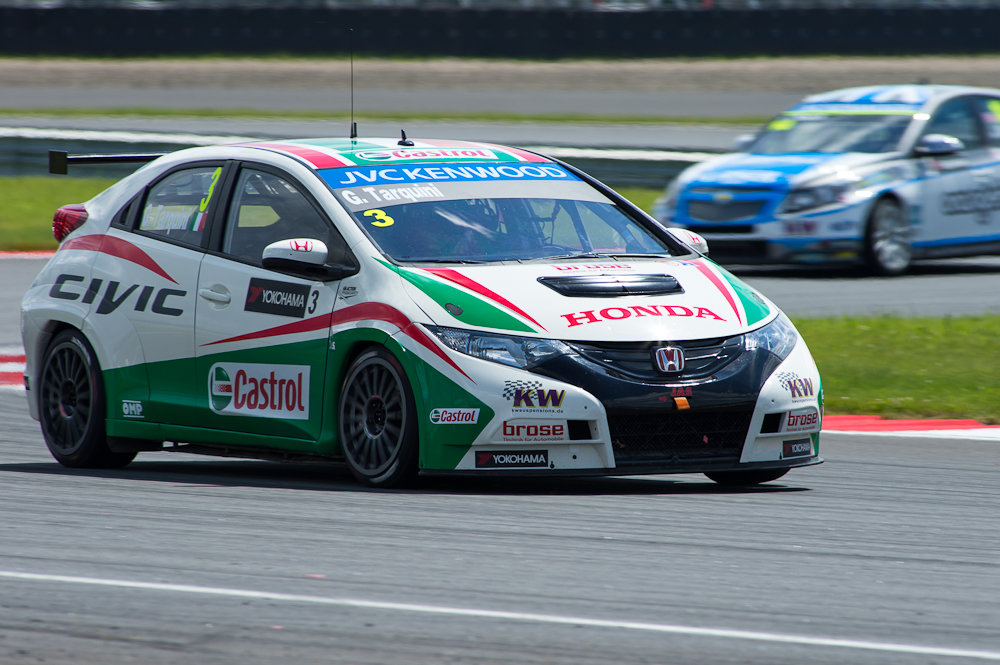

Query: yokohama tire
(864, 197), (912, 276)
(38, 329), (135, 468)
(338, 348), (418, 488)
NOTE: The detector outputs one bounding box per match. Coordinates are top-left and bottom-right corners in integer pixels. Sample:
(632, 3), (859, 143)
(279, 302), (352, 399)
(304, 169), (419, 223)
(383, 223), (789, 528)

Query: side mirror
(666, 227), (709, 255)
(262, 238), (358, 281)
(914, 133), (965, 157)
(732, 134), (756, 152)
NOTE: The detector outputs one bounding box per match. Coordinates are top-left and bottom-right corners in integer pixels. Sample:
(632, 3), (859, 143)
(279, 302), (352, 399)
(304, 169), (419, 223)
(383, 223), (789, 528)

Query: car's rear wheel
(338, 348), (418, 488)
(39, 329), (135, 468)
(704, 468), (789, 486)
(864, 198), (912, 276)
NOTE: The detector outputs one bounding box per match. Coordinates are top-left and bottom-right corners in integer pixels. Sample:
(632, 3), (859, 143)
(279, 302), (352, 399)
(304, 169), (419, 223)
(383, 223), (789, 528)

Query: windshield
(749, 113), (912, 154)
(322, 163), (678, 263)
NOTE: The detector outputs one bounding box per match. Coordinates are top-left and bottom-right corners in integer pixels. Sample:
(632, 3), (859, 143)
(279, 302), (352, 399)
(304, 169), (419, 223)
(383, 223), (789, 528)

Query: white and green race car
(22, 137), (822, 487)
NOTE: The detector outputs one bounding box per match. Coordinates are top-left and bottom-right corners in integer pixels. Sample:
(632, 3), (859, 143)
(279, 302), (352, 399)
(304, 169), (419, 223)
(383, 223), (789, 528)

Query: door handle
(198, 288), (231, 305)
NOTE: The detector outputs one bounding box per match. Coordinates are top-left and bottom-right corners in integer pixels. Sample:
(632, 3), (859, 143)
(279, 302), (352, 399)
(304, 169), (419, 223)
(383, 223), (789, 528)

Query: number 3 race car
(21, 137), (823, 488)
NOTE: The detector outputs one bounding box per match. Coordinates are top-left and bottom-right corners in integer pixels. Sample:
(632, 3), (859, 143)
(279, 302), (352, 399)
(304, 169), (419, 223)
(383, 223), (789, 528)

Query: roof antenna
(349, 27), (358, 139)
(398, 129), (414, 147)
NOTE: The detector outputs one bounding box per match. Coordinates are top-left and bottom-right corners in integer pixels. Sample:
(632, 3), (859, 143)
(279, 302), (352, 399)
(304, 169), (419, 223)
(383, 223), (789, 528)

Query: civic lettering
(48, 274), (187, 317)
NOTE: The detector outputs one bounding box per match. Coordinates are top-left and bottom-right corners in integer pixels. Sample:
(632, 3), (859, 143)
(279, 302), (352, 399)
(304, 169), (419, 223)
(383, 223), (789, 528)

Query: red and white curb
(0, 250), (55, 259)
(0, 348), (25, 393)
(0, 349), (996, 440)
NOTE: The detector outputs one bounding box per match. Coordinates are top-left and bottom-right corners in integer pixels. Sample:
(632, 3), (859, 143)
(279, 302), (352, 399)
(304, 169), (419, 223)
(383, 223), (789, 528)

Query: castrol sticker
(429, 408), (480, 425)
(209, 363), (310, 420)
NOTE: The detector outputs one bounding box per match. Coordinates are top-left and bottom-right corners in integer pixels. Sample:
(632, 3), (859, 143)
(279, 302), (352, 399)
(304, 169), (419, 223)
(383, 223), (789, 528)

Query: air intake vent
(538, 274), (683, 298)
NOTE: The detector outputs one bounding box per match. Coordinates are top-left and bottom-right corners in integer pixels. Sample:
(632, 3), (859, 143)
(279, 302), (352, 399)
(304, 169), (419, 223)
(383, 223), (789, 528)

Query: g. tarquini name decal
(245, 278), (311, 318)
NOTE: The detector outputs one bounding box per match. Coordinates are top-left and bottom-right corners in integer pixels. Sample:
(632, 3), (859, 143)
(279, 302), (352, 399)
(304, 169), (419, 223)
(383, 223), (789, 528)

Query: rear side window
(139, 166), (223, 247)
(974, 96), (1000, 147)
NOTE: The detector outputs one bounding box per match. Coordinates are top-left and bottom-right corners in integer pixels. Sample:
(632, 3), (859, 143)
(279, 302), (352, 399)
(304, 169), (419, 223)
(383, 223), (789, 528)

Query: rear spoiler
(48, 150), (163, 175)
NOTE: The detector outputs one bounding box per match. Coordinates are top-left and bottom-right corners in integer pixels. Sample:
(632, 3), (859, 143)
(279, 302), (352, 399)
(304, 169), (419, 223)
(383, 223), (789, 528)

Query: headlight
(744, 312), (798, 361)
(780, 181), (853, 214)
(427, 326), (573, 370)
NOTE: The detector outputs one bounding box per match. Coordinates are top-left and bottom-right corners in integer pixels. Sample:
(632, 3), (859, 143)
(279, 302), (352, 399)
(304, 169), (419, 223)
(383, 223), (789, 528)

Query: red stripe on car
(59, 235), (177, 284)
(422, 268), (546, 332)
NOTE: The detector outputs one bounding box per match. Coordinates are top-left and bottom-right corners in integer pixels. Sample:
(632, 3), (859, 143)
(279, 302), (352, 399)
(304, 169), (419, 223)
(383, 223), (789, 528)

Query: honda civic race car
(21, 137), (822, 488)
(653, 85), (1000, 275)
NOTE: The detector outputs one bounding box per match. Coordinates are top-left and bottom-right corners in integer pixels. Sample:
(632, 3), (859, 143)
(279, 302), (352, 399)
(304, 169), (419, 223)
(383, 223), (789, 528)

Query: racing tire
(38, 329), (136, 469)
(864, 198), (912, 276)
(704, 468), (789, 486)
(338, 348), (418, 488)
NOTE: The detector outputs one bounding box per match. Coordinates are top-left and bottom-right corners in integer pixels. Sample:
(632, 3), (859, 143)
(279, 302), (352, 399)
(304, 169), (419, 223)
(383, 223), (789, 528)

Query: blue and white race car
(653, 85), (1000, 274)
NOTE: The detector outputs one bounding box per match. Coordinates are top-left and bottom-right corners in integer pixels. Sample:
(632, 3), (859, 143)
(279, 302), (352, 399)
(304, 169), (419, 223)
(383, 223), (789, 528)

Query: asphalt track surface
(2, 254), (1000, 664)
(2, 58), (999, 664)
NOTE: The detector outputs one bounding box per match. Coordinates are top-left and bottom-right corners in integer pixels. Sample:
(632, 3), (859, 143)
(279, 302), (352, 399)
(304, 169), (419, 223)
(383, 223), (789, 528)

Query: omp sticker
(209, 363), (310, 419)
(121, 400), (145, 419)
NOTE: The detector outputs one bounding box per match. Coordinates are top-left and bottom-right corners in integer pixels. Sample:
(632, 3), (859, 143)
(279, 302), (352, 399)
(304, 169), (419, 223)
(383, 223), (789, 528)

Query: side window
(973, 96), (1000, 147)
(223, 169), (331, 266)
(923, 98), (984, 150)
(139, 166), (222, 247)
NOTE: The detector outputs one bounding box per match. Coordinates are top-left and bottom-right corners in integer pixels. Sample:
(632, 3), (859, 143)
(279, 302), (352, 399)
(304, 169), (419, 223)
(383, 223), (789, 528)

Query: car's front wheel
(864, 197), (912, 276)
(704, 468), (789, 486)
(38, 329), (136, 468)
(338, 348), (418, 488)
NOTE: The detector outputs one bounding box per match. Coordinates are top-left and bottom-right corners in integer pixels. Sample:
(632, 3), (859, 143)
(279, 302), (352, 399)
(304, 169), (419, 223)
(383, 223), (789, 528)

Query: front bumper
(444, 336), (823, 476)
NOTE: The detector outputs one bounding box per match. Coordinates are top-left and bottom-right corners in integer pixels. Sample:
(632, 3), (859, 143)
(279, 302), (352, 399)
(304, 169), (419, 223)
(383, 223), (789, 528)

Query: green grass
(2, 177), (996, 423)
(1, 175), (116, 251)
(797, 317), (1000, 424)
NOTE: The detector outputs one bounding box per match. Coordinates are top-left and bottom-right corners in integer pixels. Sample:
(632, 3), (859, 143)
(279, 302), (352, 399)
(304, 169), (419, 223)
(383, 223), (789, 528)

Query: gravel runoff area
(2, 55), (998, 93)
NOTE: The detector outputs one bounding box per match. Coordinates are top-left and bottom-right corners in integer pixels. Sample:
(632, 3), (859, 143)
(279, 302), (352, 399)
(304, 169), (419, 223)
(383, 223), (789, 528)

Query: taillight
(53, 204), (88, 242)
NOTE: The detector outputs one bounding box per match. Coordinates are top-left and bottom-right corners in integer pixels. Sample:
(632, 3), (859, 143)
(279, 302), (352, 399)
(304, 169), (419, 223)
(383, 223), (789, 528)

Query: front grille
(608, 409), (752, 466)
(687, 199), (765, 223)
(569, 336), (744, 381)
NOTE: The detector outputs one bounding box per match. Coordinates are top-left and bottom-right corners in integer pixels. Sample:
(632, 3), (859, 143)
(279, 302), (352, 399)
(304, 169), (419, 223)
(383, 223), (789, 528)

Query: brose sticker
(210, 363), (310, 419)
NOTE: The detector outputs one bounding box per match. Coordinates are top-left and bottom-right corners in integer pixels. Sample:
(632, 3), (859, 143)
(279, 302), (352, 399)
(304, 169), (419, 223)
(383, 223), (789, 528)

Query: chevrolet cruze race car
(21, 137), (822, 488)
(653, 85), (1000, 275)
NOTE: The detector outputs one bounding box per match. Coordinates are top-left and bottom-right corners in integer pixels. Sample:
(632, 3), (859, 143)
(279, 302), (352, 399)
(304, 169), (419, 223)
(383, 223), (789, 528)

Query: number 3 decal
(364, 209), (395, 227)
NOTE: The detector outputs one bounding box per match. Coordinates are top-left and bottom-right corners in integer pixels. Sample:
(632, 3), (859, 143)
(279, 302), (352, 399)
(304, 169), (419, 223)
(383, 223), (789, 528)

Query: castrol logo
(209, 363), (310, 420)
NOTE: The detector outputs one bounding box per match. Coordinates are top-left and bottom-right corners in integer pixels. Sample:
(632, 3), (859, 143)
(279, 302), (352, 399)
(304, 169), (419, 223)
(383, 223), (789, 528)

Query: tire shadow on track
(0, 460), (811, 495)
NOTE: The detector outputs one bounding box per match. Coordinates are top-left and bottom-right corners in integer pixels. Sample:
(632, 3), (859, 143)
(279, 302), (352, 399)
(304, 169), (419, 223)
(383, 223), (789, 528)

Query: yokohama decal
(59, 235), (177, 283)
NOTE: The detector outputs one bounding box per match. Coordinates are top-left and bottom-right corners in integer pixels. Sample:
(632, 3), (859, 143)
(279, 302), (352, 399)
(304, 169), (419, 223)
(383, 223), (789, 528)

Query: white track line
(1, 570), (998, 661)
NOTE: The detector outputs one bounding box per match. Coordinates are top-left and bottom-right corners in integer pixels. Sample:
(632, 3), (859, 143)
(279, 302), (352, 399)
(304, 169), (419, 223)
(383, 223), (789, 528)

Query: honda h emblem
(654, 346), (685, 373)
(290, 240), (313, 252)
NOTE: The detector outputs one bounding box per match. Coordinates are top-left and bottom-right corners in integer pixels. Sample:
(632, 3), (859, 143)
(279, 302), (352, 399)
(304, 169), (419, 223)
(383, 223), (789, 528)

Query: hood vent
(537, 274), (683, 298)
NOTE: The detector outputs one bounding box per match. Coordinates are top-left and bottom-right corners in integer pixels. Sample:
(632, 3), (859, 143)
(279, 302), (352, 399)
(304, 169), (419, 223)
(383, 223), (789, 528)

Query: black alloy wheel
(38, 329), (135, 468)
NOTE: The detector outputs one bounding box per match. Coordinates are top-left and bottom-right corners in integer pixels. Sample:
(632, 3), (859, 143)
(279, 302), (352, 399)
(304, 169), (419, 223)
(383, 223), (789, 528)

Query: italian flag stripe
(422, 268), (547, 331)
(60, 234), (177, 284)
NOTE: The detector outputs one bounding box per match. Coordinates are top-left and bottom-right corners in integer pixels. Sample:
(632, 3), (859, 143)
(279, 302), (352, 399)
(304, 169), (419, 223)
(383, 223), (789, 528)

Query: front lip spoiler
(420, 455), (823, 478)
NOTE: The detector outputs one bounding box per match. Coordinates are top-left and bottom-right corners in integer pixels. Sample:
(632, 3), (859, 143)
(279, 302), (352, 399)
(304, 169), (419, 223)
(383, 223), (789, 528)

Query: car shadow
(0, 459), (811, 496)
